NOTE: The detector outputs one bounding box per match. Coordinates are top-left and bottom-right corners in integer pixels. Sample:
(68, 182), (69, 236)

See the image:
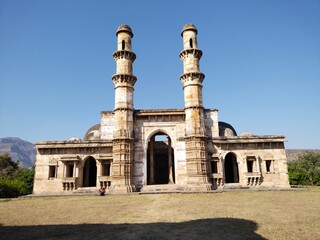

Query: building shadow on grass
(0, 218), (266, 240)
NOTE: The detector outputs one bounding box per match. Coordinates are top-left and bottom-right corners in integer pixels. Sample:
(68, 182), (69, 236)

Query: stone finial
(181, 24), (198, 36)
(116, 24), (133, 37)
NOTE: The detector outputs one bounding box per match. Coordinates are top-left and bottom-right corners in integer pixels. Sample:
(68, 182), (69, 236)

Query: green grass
(0, 188), (319, 240)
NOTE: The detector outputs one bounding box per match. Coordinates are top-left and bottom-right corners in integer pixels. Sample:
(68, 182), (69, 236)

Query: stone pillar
(63, 163), (66, 178)
(111, 25), (137, 193)
(180, 24), (211, 191)
(256, 156), (261, 173)
(73, 161), (76, 177)
(97, 161), (102, 177)
(168, 137), (174, 184)
(149, 137), (154, 184)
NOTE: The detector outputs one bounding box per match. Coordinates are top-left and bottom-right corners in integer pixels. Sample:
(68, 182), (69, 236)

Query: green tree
(0, 153), (19, 180)
(288, 152), (320, 186)
(0, 154), (35, 198)
(13, 166), (35, 194)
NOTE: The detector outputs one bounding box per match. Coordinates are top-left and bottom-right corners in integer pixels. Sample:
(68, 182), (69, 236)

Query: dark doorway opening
(83, 157), (97, 187)
(147, 133), (175, 185)
(224, 153), (239, 183)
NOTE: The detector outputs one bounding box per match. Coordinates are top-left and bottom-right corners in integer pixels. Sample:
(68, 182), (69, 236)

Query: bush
(288, 152), (320, 186)
(0, 179), (28, 198)
(0, 154), (35, 198)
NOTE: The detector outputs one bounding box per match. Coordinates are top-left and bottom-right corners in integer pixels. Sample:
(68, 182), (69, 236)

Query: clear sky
(0, 0), (319, 149)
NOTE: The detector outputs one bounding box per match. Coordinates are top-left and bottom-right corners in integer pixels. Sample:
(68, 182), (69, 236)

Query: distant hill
(0, 137), (36, 168)
(286, 149), (320, 162)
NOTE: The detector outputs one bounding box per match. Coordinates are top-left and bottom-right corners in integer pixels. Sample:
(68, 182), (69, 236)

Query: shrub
(0, 179), (28, 198)
(288, 152), (320, 186)
(0, 154), (35, 198)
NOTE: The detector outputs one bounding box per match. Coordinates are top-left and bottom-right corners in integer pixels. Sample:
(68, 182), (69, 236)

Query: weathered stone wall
(133, 110), (187, 189)
(100, 111), (114, 140)
(204, 109), (219, 138)
(33, 142), (113, 194)
(212, 137), (290, 188)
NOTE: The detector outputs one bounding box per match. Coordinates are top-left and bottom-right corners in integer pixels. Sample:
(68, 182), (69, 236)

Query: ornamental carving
(49, 159), (58, 165)
(113, 50), (136, 62)
(179, 48), (203, 60)
(180, 72), (205, 85)
(112, 74), (137, 85)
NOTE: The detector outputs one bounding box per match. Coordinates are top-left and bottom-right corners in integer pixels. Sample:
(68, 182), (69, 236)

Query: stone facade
(33, 24), (290, 195)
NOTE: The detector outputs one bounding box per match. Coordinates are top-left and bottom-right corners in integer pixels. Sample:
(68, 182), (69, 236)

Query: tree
(0, 153), (19, 179)
(288, 152), (320, 186)
(0, 154), (35, 198)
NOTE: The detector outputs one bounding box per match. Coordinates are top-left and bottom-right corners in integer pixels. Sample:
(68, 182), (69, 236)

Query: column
(73, 161), (76, 178)
(149, 137), (154, 184)
(168, 137), (174, 184)
(256, 155), (261, 173)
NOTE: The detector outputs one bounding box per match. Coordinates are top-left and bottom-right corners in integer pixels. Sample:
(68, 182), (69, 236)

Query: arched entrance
(83, 157), (97, 187)
(147, 132), (175, 185)
(224, 152), (239, 183)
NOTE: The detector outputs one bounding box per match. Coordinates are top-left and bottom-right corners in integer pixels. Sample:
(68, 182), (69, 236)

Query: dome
(116, 24), (133, 37)
(67, 137), (81, 142)
(219, 122), (237, 137)
(181, 24), (198, 36)
(84, 124), (101, 140)
(240, 132), (254, 137)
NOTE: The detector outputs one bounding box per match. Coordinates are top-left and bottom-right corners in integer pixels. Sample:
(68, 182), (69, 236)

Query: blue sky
(0, 0), (319, 149)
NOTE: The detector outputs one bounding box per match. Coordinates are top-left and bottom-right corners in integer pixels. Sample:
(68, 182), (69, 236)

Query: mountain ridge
(0, 137), (36, 168)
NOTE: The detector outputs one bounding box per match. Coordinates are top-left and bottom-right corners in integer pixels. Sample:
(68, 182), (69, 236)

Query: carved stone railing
(62, 177), (78, 191)
(245, 172), (262, 186)
(98, 176), (112, 189)
(113, 50), (136, 62)
(210, 173), (224, 188)
(179, 48), (203, 60)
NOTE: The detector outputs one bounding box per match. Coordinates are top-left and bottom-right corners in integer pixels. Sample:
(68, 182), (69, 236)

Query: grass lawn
(0, 188), (319, 240)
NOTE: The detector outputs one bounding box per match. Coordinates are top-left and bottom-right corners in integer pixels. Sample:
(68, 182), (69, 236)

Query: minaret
(111, 25), (136, 193)
(179, 24), (211, 190)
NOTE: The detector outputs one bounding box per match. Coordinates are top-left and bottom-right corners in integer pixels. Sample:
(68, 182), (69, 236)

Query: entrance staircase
(140, 184), (185, 193)
(73, 187), (99, 195)
(223, 183), (249, 190)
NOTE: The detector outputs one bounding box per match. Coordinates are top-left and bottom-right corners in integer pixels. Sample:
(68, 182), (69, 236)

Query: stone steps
(223, 183), (249, 189)
(73, 187), (99, 194)
(140, 184), (185, 193)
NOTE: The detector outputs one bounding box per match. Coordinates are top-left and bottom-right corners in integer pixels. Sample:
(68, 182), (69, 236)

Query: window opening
(189, 38), (193, 48)
(122, 40), (125, 50)
(266, 160), (272, 173)
(48, 166), (56, 179)
(102, 162), (111, 176)
(211, 160), (218, 173)
(66, 164), (74, 177)
(247, 160), (254, 173)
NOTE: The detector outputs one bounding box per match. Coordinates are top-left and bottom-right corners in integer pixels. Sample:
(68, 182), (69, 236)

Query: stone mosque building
(33, 24), (290, 195)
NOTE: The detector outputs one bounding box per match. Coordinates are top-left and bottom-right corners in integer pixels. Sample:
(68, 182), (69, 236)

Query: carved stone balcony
(210, 173), (224, 188)
(245, 172), (262, 186)
(99, 176), (112, 189)
(62, 177), (78, 191)
(179, 48), (203, 60)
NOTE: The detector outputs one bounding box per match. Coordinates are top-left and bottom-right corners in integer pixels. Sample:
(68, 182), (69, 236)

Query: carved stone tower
(179, 24), (211, 190)
(111, 25), (136, 193)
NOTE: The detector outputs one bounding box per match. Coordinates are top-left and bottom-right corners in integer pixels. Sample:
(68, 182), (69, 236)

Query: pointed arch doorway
(83, 157), (97, 187)
(147, 132), (175, 185)
(224, 152), (239, 183)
